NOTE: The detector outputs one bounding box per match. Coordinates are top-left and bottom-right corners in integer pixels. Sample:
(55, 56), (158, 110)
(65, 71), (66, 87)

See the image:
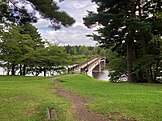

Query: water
(0, 67), (110, 81)
(0, 67), (4, 75)
(0, 67), (60, 76)
(88, 69), (110, 81)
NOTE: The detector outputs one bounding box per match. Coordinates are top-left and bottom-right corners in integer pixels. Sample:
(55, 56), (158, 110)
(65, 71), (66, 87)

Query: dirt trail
(49, 77), (135, 121)
(50, 78), (111, 121)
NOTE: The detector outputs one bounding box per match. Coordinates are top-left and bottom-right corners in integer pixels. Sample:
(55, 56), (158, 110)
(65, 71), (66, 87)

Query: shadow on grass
(58, 80), (67, 83)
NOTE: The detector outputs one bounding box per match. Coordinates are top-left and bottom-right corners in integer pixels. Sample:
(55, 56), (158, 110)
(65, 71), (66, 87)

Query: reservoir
(0, 67), (110, 81)
(88, 69), (110, 81)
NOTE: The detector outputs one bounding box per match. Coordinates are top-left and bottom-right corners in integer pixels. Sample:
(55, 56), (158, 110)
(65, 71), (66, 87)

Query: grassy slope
(0, 76), (75, 121)
(58, 74), (162, 121)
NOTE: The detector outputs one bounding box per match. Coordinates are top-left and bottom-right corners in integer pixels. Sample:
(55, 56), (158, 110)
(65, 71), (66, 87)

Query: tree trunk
(146, 69), (153, 83)
(20, 64), (23, 75)
(44, 67), (46, 77)
(137, 0), (155, 83)
(141, 36), (154, 83)
(7, 62), (10, 75)
(127, 39), (135, 83)
(23, 65), (27, 76)
(154, 60), (160, 81)
(126, 1), (136, 83)
(11, 64), (15, 75)
(7, 69), (10, 75)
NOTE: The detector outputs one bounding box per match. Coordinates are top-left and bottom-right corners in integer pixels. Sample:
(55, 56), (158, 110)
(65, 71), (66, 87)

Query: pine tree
(84, 0), (162, 83)
(0, 0), (75, 28)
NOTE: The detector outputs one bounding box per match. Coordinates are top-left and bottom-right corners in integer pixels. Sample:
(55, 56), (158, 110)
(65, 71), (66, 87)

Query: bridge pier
(92, 63), (102, 72)
(100, 60), (106, 70)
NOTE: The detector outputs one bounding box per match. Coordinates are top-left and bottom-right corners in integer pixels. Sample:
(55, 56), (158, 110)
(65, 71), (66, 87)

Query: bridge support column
(101, 60), (106, 70)
(92, 63), (102, 72)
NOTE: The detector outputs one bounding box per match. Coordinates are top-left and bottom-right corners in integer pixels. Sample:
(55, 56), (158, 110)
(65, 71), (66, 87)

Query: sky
(32, 0), (98, 46)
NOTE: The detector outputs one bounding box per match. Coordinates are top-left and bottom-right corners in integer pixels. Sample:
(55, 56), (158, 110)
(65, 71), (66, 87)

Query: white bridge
(71, 56), (106, 74)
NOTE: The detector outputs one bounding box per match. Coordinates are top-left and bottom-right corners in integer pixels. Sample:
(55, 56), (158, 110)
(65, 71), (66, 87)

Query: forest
(0, 23), (106, 76)
(0, 0), (162, 83)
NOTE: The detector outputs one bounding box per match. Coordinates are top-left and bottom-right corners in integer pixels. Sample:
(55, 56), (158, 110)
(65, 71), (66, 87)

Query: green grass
(1, 74), (162, 121)
(58, 74), (162, 121)
(0, 75), (75, 121)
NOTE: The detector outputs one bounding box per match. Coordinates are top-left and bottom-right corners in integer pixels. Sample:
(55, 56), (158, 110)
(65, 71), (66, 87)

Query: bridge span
(71, 56), (106, 74)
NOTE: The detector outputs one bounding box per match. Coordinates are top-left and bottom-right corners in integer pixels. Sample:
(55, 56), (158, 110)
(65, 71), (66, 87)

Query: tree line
(84, 0), (162, 83)
(64, 45), (107, 57)
(0, 0), (75, 76)
(0, 22), (108, 76)
(0, 0), (108, 76)
(0, 23), (71, 76)
(0, 22), (107, 76)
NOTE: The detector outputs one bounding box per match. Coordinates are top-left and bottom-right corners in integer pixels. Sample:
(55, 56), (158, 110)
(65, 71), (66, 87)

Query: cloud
(33, 0), (98, 46)
(58, 0), (97, 24)
(39, 25), (97, 46)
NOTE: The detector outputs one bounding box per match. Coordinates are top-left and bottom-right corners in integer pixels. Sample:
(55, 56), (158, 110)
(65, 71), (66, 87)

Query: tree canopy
(84, 0), (162, 83)
(0, 0), (75, 28)
(0, 23), (72, 76)
(0, 0), (77, 76)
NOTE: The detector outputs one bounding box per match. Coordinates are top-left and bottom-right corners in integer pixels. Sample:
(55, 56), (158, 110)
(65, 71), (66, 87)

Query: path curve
(50, 77), (111, 121)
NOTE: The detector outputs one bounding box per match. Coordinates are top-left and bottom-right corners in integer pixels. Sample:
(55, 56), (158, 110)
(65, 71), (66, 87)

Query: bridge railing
(73, 56), (99, 69)
(77, 56), (99, 67)
(69, 56), (106, 73)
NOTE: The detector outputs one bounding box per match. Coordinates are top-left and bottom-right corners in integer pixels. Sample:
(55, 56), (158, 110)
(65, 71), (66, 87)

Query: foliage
(27, 45), (70, 76)
(64, 45), (109, 65)
(20, 23), (45, 48)
(84, 0), (162, 83)
(108, 57), (127, 81)
(0, 23), (70, 76)
(0, 0), (75, 28)
(0, 24), (34, 75)
(0, 0), (76, 76)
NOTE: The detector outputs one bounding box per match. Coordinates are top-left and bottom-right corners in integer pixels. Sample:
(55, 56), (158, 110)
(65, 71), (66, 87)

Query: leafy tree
(108, 57), (127, 81)
(0, 0), (75, 28)
(0, 23), (71, 76)
(0, 24), (34, 75)
(84, 0), (162, 83)
(18, 23), (45, 75)
(27, 45), (70, 76)
(78, 46), (90, 57)
(20, 23), (44, 48)
(65, 45), (77, 55)
(0, 0), (76, 76)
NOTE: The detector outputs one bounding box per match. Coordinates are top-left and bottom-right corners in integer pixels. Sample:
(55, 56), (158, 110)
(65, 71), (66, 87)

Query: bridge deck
(71, 56), (106, 73)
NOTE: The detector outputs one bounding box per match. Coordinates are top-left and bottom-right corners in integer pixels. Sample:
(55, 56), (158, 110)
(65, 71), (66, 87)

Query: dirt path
(49, 77), (135, 121)
(49, 78), (111, 121)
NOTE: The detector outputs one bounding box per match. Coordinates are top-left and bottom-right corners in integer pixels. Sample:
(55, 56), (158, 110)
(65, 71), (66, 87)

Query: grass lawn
(58, 74), (162, 121)
(0, 75), (75, 121)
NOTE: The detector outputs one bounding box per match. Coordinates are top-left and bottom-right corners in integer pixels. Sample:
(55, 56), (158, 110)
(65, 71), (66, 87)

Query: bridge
(70, 56), (106, 74)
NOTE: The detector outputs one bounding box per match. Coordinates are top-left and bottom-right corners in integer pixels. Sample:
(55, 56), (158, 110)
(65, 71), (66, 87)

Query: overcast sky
(32, 0), (98, 46)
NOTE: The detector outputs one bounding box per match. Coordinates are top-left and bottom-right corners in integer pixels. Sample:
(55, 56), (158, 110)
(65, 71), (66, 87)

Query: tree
(27, 45), (70, 76)
(0, 0), (75, 28)
(0, 23), (70, 76)
(0, 0), (76, 76)
(84, 0), (136, 82)
(84, 0), (162, 83)
(20, 23), (44, 48)
(18, 23), (45, 75)
(0, 24), (34, 75)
